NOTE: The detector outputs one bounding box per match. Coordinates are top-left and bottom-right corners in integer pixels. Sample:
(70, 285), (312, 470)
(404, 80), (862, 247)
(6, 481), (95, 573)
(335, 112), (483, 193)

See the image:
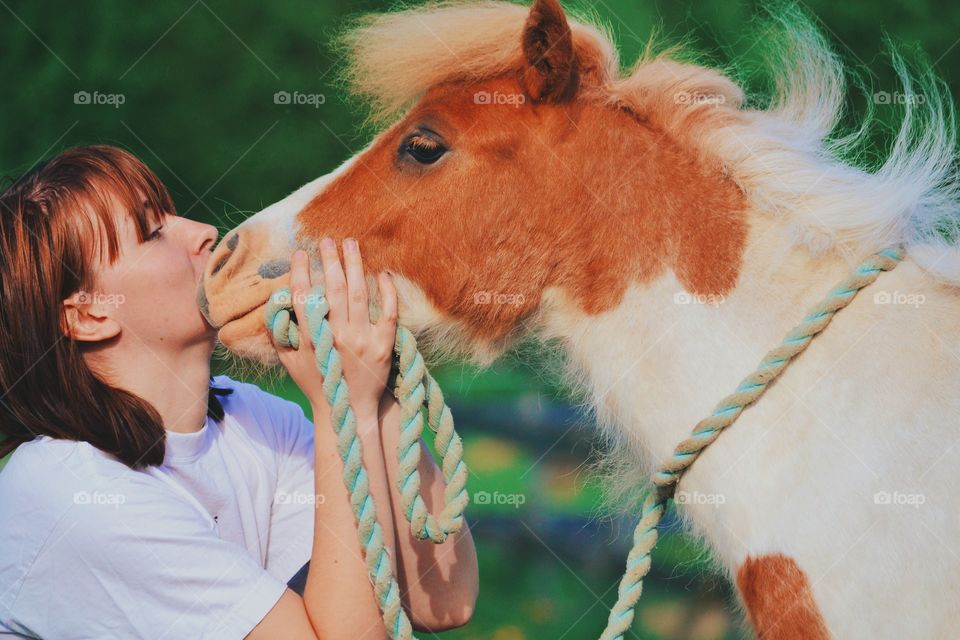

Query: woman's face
(90, 207), (219, 350)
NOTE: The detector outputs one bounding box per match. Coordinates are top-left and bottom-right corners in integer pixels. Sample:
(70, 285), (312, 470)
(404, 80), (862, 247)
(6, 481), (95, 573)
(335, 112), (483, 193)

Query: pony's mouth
(215, 299), (278, 359)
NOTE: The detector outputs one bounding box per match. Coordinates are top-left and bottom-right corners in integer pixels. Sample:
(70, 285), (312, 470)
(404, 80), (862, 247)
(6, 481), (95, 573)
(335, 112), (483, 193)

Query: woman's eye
(403, 135), (447, 164)
(148, 226), (163, 240)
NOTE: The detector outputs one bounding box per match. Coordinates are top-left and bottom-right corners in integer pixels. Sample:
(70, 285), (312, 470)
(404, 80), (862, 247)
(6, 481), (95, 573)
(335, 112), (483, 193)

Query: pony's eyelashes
(398, 129), (449, 166)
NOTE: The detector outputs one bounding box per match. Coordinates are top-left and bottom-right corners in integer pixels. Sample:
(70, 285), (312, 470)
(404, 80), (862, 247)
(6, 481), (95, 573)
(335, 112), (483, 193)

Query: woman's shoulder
(212, 374), (313, 452)
(0, 437), (177, 532)
(0, 437), (204, 610)
(212, 374), (307, 416)
(0, 436), (135, 508)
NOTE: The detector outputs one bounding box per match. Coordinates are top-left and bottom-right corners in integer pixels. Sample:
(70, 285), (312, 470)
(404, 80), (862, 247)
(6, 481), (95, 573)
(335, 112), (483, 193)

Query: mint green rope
(264, 286), (469, 640)
(598, 245), (905, 640)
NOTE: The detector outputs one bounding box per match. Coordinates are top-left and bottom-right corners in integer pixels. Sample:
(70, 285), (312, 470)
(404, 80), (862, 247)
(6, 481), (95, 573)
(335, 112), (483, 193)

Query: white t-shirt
(0, 375), (317, 639)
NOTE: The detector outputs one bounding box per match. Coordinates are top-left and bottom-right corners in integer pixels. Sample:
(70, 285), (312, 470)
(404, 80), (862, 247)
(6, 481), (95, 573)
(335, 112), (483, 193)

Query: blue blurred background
(3, 1), (959, 637)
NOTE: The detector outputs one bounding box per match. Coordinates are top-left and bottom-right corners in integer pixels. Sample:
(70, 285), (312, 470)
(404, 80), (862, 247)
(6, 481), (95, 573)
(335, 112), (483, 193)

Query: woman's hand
(271, 238), (398, 419)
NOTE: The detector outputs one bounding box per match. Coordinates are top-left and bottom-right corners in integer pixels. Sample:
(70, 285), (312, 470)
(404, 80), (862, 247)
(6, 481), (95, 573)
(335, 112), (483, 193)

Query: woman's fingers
(318, 237), (347, 327)
(289, 249), (313, 350)
(376, 271), (398, 343)
(377, 271), (398, 330)
(342, 238), (369, 325)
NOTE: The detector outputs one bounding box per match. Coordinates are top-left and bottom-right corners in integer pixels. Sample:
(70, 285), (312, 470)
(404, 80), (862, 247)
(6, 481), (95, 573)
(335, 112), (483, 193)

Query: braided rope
(264, 285), (469, 640)
(597, 245), (905, 640)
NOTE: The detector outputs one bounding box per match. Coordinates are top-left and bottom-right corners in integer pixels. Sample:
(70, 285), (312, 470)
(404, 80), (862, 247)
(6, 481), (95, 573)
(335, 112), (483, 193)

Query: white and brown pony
(200, 1), (960, 637)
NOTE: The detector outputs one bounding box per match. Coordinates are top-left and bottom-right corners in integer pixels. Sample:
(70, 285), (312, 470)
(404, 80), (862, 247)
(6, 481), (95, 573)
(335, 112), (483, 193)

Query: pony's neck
(535, 211), (854, 488)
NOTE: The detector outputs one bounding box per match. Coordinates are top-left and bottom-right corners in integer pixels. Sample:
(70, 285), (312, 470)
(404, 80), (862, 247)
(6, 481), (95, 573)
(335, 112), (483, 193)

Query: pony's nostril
(257, 259), (292, 279)
(210, 251), (231, 277)
(209, 233), (240, 277)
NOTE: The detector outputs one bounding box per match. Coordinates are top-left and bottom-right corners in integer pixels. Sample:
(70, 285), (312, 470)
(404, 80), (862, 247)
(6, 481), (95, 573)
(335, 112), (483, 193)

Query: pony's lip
(213, 296), (270, 341)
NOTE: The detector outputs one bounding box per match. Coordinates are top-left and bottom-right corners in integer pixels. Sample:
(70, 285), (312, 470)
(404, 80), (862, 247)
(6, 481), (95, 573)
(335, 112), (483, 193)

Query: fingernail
(321, 237), (335, 250)
(345, 238), (358, 253)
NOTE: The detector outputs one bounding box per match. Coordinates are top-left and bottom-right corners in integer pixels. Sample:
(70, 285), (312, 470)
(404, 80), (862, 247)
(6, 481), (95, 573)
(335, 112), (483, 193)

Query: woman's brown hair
(0, 145), (231, 469)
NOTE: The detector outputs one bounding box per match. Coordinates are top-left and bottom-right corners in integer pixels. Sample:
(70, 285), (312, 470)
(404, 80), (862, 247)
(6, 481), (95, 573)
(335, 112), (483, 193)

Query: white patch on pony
(386, 273), (508, 368)
(531, 215), (960, 638)
(905, 241), (960, 283)
(241, 150), (367, 253)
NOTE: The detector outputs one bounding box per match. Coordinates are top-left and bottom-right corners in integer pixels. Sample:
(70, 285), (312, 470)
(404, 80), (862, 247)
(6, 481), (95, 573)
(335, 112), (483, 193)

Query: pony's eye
(403, 134), (447, 164)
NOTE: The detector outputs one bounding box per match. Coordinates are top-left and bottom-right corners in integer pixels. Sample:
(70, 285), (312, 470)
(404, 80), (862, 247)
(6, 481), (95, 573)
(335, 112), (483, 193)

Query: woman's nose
(195, 222), (218, 256)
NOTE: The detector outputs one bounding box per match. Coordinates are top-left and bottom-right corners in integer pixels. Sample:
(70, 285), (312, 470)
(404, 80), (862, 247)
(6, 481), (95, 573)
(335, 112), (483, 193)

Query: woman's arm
(248, 398), (398, 640)
(377, 393), (479, 631)
(250, 239), (476, 638)
(301, 398), (398, 638)
(251, 241), (409, 639)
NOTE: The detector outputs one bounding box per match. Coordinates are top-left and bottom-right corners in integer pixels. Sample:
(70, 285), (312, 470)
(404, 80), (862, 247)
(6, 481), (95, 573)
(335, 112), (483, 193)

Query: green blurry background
(3, 1), (959, 638)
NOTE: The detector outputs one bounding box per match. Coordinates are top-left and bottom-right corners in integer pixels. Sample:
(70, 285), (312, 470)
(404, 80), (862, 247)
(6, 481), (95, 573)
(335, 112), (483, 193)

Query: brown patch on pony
(736, 554), (830, 639)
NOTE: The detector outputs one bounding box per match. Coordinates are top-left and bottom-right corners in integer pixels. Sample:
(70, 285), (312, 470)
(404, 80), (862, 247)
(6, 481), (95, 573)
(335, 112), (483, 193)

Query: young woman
(0, 145), (478, 639)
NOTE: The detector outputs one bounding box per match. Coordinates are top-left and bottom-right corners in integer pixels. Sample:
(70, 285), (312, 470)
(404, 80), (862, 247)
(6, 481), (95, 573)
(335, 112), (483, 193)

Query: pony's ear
(519, 0), (578, 102)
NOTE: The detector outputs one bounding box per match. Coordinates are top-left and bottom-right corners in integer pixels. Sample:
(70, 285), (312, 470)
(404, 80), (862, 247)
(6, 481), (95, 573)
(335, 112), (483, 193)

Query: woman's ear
(519, 0), (579, 103)
(61, 291), (122, 342)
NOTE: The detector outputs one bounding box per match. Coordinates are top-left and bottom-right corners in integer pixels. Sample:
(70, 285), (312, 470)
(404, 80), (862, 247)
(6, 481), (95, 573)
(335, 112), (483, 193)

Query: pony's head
(201, 0), (752, 364)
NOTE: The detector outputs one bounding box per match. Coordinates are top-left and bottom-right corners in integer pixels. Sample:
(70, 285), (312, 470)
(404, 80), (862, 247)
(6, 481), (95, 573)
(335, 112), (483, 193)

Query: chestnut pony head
(201, 0), (748, 364)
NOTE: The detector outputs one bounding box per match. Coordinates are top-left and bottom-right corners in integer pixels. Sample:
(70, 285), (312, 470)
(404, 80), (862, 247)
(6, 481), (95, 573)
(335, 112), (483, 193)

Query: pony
(199, 0), (960, 637)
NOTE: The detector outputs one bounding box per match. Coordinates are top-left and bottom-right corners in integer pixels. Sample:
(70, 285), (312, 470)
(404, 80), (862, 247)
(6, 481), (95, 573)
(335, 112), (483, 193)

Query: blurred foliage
(3, 0), (959, 637)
